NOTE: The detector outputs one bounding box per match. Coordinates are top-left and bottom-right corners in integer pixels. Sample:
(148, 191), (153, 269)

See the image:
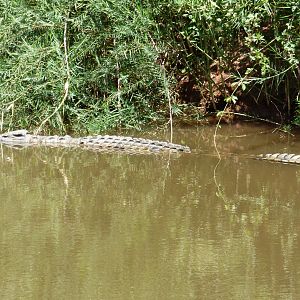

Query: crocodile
(1, 130), (299, 163)
(0, 129), (191, 154)
(256, 153), (300, 165)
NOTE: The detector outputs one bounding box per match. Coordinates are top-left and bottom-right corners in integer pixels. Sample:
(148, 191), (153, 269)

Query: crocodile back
(257, 153), (300, 164)
(0, 130), (191, 154)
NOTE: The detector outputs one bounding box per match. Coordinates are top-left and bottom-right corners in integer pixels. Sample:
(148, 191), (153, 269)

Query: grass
(0, 0), (299, 133)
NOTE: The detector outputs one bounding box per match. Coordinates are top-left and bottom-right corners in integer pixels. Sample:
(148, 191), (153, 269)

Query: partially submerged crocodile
(256, 153), (300, 164)
(0, 129), (191, 154)
(1, 130), (299, 163)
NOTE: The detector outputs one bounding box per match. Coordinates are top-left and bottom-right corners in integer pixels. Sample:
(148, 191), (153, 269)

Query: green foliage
(0, 0), (299, 132)
(152, 0), (299, 109)
(0, 0), (165, 132)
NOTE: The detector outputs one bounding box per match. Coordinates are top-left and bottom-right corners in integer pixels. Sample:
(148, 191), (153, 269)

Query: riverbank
(0, 0), (299, 133)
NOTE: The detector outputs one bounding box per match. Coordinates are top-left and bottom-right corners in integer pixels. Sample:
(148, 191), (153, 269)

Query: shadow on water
(0, 123), (300, 299)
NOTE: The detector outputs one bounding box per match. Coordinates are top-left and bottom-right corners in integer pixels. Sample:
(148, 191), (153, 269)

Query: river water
(0, 123), (300, 299)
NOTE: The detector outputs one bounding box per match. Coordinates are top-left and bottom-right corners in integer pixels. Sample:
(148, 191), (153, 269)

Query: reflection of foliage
(0, 136), (300, 298)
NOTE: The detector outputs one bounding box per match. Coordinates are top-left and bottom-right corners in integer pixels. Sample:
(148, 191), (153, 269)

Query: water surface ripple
(0, 124), (300, 299)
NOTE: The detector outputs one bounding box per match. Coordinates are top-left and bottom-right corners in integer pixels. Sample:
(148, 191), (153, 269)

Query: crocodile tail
(257, 153), (300, 164)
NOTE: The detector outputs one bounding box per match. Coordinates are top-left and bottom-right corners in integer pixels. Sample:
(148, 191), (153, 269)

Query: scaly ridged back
(0, 129), (191, 154)
(257, 153), (300, 164)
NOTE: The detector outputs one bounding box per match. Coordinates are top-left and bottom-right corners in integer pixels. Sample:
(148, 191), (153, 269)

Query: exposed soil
(175, 55), (298, 125)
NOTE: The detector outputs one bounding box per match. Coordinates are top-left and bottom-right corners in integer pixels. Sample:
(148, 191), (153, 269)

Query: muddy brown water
(0, 123), (300, 299)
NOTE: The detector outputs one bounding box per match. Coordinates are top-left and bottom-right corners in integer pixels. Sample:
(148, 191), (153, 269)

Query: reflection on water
(0, 123), (300, 299)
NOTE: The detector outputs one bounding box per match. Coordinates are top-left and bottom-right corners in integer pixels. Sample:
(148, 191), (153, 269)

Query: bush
(0, 0), (299, 132)
(0, 0), (166, 132)
(152, 0), (300, 119)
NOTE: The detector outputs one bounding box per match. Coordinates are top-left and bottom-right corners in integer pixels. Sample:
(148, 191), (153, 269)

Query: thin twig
(165, 72), (173, 143)
(213, 104), (229, 159)
(148, 34), (173, 142)
(36, 15), (70, 133)
(221, 112), (286, 127)
(212, 102), (228, 195)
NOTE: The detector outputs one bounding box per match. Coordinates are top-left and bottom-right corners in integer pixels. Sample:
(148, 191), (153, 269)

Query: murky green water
(1, 123), (300, 299)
